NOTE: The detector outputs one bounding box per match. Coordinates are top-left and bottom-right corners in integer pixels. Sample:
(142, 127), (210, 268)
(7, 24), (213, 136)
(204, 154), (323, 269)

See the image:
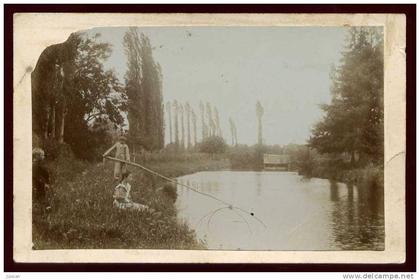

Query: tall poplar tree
(173, 100), (179, 146)
(191, 108), (197, 146)
(256, 101), (264, 145)
(124, 27), (164, 151)
(199, 101), (207, 140)
(186, 102), (191, 149)
(180, 104), (185, 149)
(166, 100), (173, 143)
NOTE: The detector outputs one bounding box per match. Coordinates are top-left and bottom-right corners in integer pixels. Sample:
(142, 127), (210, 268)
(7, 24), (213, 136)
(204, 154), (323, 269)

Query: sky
(85, 26), (348, 146)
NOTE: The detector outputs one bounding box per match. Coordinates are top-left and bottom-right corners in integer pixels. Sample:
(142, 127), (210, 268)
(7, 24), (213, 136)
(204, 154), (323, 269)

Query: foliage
(72, 33), (125, 125)
(32, 34), (78, 141)
(64, 33), (124, 160)
(33, 151), (229, 249)
(228, 144), (262, 170)
(124, 28), (164, 151)
(198, 136), (228, 154)
(160, 182), (178, 203)
(32, 32), (124, 160)
(309, 27), (384, 166)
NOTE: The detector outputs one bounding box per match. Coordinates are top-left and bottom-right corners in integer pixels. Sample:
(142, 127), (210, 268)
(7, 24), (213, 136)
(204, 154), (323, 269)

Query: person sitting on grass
(113, 171), (150, 211)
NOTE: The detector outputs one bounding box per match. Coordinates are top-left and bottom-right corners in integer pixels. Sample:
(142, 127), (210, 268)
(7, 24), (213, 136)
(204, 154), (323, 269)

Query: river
(176, 171), (384, 251)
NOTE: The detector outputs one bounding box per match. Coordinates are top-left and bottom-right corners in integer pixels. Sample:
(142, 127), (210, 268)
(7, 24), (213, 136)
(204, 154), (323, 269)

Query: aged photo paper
(13, 13), (406, 263)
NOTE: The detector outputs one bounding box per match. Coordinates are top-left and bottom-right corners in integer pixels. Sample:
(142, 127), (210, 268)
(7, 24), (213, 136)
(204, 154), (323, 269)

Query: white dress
(113, 182), (148, 211)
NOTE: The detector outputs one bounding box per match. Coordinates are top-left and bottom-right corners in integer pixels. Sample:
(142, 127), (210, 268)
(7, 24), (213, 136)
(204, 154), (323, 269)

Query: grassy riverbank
(33, 151), (230, 249)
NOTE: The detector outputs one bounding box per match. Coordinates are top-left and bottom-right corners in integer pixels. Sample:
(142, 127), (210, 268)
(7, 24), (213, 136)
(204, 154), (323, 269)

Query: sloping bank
(32, 151), (230, 249)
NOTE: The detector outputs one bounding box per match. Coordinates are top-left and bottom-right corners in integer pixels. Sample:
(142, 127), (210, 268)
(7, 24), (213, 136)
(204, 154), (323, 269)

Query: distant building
(263, 154), (291, 171)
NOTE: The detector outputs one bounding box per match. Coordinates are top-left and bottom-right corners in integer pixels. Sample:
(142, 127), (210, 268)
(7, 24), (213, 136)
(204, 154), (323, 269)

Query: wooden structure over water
(263, 154), (291, 171)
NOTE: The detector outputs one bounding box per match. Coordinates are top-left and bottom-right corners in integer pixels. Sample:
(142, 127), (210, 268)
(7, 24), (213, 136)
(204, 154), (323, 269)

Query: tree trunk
(187, 105), (191, 149)
(200, 102), (206, 140)
(44, 106), (50, 140)
(180, 106), (185, 149)
(166, 102), (172, 143)
(206, 104), (212, 137)
(193, 113), (197, 146)
(58, 107), (66, 143)
(173, 102), (179, 147)
(234, 125), (238, 146)
(258, 118), (262, 145)
(191, 109), (197, 147)
(51, 104), (56, 139)
(351, 151), (355, 166)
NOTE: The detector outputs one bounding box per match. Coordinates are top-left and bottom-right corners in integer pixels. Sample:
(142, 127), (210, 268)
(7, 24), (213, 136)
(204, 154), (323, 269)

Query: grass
(33, 152), (230, 249)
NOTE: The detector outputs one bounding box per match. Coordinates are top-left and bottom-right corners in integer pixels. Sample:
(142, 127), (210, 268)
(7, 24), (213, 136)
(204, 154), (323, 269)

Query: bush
(228, 145), (263, 170)
(160, 182), (177, 203)
(198, 136), (227, 154)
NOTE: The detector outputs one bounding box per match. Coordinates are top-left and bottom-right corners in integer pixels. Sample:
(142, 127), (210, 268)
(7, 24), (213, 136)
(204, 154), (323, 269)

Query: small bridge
(263, 154), (291, 171)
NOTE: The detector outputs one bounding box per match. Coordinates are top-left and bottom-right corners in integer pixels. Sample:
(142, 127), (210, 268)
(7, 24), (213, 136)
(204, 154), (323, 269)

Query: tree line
(32, 28), (165, 160)
(32, 27), (267, 161)
(165, 100), (238, 151)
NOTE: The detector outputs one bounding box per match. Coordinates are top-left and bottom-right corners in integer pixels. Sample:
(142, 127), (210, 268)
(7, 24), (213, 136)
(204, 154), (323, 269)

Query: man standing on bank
(103, 135), (131, 180)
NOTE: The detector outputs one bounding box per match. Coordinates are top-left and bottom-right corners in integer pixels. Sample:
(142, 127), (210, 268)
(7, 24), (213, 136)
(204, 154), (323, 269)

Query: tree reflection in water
(329, 180), (384, 250)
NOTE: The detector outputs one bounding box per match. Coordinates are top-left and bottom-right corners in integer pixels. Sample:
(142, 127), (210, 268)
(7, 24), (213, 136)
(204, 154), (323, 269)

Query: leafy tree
(74, 34), (124, 125)
(32, 34), (78, 142)
(309, 27), (384, 165)
(32, 32), (125, 160)
(199, 136), (227, 154)
(65, 33), (124, 159)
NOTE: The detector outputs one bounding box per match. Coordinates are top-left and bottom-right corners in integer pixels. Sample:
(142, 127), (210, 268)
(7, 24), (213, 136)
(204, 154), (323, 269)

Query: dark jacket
(32, 161), (50, 201)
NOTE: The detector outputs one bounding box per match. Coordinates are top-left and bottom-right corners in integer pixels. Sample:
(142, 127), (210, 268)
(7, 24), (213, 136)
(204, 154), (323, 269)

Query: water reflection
(329, 180), (384, 250)
(176, 171), (384, 251)
(329, 180), (339, 202)
(255, 172), (262, 196)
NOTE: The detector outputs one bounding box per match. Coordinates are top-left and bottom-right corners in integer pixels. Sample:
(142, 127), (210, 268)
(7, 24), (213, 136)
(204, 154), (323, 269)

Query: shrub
(198, 136), (227, 154)
(160, 182), (178, 203)
(228, 145), (263, 170)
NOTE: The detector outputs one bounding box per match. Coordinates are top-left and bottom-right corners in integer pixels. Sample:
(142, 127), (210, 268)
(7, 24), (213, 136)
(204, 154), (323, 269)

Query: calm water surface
(176, 171), (384, 251)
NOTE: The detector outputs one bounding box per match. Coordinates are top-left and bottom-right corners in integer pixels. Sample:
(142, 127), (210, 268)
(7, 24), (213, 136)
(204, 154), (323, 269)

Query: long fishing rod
(105, 156), (266, 228)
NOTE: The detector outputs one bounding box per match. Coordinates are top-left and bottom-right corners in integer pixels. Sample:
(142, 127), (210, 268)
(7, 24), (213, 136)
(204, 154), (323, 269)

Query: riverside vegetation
(33, 144), (229, 249)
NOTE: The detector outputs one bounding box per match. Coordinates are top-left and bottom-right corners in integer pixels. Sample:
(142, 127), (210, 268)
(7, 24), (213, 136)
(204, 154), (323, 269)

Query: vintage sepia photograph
(31, 25), (385, 251)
